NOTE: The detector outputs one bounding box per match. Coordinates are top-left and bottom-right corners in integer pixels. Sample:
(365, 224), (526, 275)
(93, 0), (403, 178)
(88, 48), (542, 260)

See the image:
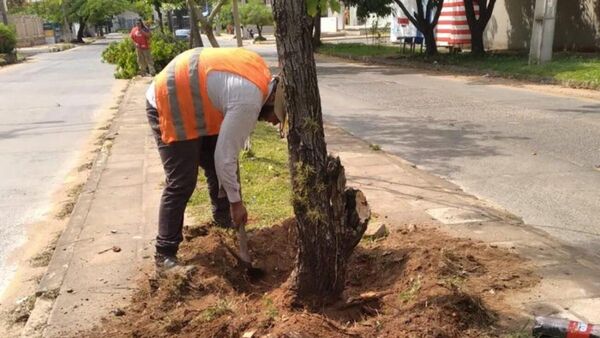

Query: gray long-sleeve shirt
(146, 71), (272, 203)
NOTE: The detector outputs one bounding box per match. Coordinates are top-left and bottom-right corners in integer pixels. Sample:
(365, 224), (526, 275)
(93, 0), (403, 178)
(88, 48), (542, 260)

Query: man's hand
(230, 201), (248, 228)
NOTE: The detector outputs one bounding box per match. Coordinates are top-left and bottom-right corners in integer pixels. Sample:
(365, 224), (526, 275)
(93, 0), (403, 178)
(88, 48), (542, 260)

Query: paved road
(0, 41), (117, 295)
(251, 45), (600, 257)
(317, 57), (600, 257)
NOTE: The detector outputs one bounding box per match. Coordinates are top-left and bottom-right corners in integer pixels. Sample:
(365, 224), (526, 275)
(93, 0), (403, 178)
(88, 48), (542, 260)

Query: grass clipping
(86, 124), (539, 337)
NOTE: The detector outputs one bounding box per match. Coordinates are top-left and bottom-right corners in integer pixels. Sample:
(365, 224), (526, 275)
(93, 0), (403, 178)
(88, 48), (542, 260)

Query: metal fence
(8, 14), (45, 47)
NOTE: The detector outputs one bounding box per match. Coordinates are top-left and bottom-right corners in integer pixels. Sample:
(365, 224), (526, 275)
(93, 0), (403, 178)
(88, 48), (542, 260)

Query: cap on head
(273, 79), (286, 124)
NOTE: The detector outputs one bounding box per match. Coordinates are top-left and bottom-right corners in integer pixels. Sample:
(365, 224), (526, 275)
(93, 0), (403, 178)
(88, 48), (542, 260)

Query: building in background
(8, 14), (45, 47)
(346, 0), (600, 52)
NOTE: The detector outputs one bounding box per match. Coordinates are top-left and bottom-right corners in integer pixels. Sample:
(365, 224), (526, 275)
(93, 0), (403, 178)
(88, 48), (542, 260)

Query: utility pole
(231, 0), (243, 47)
(529, 0), (558, 64)
(1, 0), (9, 26)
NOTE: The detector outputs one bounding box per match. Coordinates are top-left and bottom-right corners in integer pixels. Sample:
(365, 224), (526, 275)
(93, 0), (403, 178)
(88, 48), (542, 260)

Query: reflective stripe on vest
(154, 48), (271, 144)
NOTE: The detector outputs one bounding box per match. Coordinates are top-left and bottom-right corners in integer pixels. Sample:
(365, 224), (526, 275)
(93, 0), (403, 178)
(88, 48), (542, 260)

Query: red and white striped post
(435, 0), (479, 51)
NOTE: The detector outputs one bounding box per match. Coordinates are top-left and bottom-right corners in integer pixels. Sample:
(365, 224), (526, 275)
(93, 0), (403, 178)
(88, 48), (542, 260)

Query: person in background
(130, 19), (155, 76)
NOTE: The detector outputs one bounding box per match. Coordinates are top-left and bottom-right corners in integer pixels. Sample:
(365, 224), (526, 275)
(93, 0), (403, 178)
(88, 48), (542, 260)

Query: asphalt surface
(252, 44), (600, 258)
(0, 41), (117, 295)
(317, 57), (600, 257)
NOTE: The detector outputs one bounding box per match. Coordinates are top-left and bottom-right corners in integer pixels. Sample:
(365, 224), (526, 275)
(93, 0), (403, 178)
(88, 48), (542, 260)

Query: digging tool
(221, 222), (265, 279)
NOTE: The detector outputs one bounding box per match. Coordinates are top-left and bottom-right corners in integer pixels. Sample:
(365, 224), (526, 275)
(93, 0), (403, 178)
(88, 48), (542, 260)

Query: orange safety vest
(154, 48), (272, 144)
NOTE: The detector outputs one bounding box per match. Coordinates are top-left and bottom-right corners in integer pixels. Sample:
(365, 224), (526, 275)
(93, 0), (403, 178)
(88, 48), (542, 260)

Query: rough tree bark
(0, 0), (8, 25)
(464, 0), (497, 55)
(187, 0), (204, 48)
(232, 0), (243, 47)
(312, 5), (321, 48)
(272, 0), (370, 306)
(76, 18), (87, 43)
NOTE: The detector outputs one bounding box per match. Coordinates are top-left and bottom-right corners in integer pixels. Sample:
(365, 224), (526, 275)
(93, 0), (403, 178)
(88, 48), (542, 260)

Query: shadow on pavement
(326, 114), (530, 177)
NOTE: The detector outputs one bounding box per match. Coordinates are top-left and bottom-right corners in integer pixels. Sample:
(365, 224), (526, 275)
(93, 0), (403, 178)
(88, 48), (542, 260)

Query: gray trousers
(147, 101), (231, 256)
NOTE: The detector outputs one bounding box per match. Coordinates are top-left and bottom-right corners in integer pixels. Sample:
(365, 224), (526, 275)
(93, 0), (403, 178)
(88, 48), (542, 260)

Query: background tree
(272, 0), (370, 305)
(70, 0), (129, 42)
(131, 0), (153, 19)
(239, 0), (272, 40)
(215, 1), (233, 32)
(28, 0), (63, 22)
(345, 0), (444, 55)
(28, 0), (129, 42)
(149, 0), (165, 32)
(192, 0), (228, 47)
(464, 0), (496, 55)
(186, 0), (203, 46)
(231, 0), (242, 46)
(306, 0), (340, 48)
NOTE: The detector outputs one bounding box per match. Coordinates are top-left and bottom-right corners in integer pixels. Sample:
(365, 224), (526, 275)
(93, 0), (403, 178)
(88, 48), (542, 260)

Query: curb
(17, 44), (79, 58)
(21, 79), (134, 337)
(324, 125), (600, 323)
(315, 51), (600, 92)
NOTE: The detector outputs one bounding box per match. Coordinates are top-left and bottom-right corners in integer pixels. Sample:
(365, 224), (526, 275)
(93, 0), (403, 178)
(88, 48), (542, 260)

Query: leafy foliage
(150, 32), (187, 70)
(343, 0), (394, 18)
(131, 0), (154, 19)
(70, 0), (130, 26)
(306, 0), (340, 17)
(215, 2), (233, 29)
(0, 23), (17, 54)
(27, 0), (133, 40)
(239, 0), (272, 38)
(27, 0), (63, 22)
(102, 39), (137, 79)
(102, 31), (187, 79)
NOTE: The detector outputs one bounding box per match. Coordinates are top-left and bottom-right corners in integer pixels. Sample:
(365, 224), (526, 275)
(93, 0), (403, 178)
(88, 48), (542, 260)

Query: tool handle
(237, 223), (252, 263)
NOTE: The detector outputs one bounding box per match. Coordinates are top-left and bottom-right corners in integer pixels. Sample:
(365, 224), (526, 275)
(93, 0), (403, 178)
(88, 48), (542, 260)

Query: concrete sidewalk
(22, 78), (162, 337)
(326, 125), (600, 323)
(17, 43), (76, 57)
(22, 78), (600, 337)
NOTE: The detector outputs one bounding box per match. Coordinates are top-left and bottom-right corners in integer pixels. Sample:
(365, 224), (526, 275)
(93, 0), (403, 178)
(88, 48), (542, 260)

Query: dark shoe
(213, 216), (234, 229)
(155, 253), (178, 272)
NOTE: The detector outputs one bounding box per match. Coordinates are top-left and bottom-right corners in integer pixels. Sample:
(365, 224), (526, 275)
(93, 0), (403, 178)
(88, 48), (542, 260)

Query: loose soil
(86, 219), (538, 338)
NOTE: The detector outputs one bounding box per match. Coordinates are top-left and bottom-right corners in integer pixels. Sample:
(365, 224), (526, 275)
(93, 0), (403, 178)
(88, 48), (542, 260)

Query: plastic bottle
(532, 316), (600, 338)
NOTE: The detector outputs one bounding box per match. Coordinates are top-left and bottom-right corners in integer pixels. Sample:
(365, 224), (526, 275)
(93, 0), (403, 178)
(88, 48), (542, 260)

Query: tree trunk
(312, 11), (321, 48)
(423, 26), (437, 56)
(0, 0), (9, 26)
(195, 10), (220, 47)
(272, 0), (370, 306)
(167, 10), (173, 33)
(154, 2), (164, 33)
(200, 20), (220, 47)
(187, 0), (204, 48)
(76, 19), (86, 43)
(464, 0), (495, 56)
(470, 24), (485, 55)
(231, 0), (243, 47)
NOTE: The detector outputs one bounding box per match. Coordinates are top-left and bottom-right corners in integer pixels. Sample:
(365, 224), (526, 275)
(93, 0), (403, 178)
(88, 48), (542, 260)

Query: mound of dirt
(85, 220), (538, 337)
